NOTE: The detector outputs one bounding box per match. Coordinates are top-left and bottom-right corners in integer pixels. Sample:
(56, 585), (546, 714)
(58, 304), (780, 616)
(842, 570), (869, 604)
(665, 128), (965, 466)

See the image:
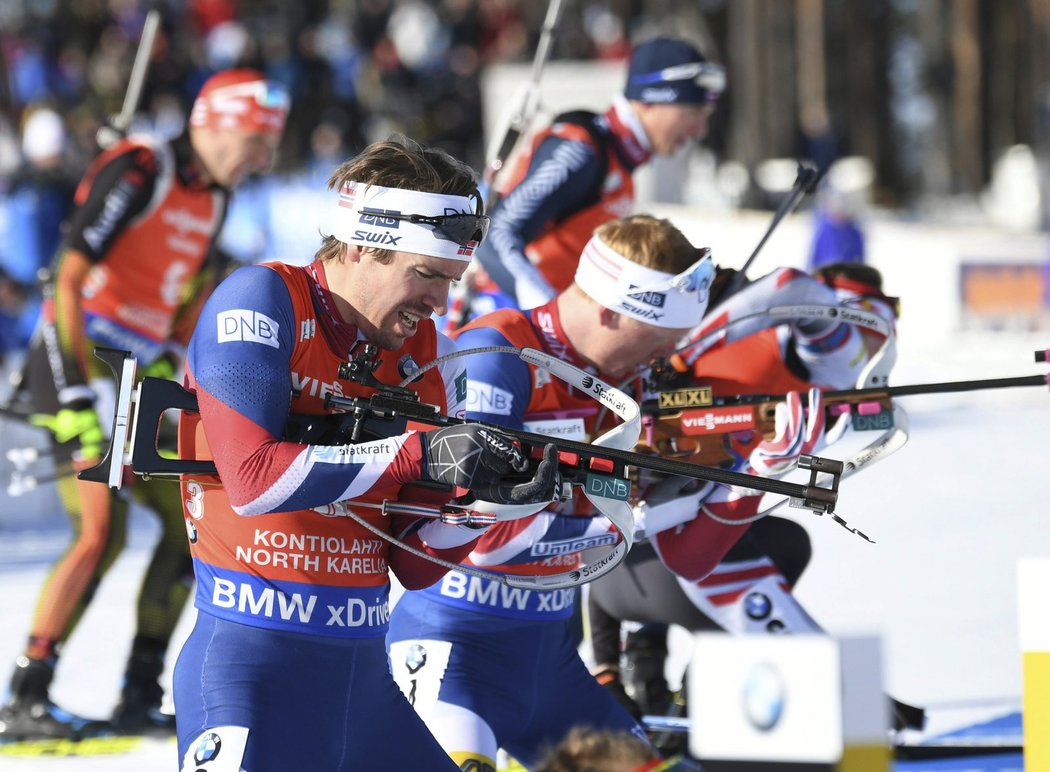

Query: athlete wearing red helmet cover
(0, 69), (289, 741)
(188, 68), (289, 189)
(190, 68), (291, 135)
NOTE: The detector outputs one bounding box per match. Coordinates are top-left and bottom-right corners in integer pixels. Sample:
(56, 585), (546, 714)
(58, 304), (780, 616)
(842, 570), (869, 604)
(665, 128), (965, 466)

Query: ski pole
(96, 9), (161, 148)
(724, 161), (823, 295)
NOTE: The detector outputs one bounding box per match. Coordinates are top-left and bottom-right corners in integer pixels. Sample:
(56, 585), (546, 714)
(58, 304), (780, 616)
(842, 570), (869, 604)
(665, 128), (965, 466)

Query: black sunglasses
(360, 208), (490, 247)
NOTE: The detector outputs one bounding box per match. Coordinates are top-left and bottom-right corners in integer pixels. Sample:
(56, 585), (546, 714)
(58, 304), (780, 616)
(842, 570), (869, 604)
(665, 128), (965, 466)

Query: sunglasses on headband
(210, 80), (291, 111)
(630, 62), (727, 98)
(359, 209), (490, 248)
(625, 248), (715, 297)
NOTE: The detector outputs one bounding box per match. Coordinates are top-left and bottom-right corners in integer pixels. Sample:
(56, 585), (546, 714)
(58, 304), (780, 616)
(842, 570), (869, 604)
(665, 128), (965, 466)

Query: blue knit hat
(624, 37), (725, 104)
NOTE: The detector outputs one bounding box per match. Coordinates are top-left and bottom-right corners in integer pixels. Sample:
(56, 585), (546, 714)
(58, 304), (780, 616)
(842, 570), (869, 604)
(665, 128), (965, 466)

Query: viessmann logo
(680, 406), (756, 435)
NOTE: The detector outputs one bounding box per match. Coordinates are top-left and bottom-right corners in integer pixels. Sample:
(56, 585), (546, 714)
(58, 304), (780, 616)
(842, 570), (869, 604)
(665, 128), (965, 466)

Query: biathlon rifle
(640, 355), (1049, 469)
(482, 0), (565, 204)
(78, 345), (843, 514)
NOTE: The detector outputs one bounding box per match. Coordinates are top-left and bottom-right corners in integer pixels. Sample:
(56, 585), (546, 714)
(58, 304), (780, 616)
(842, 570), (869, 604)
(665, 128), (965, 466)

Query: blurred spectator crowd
(0, 0), (641, 361)
(0, 0), (639, 175)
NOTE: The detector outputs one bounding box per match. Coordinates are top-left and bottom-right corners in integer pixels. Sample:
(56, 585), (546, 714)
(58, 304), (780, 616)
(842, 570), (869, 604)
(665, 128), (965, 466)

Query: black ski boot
(0, 656), (108, 742)
(621, 626), (672, 717)
(622, 627), (690, 756)
(110, 648), (175, 735)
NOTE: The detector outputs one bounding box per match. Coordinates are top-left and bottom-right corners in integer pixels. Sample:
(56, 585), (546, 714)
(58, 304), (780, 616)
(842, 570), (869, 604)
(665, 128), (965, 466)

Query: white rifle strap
(685, 322), (903, 540)
(677, 302), (894, 366)
(766, 304), (892, 338)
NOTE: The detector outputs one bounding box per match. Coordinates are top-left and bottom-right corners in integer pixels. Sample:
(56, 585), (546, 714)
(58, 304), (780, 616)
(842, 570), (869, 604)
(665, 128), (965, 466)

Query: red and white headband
(574, 234), (714, 329)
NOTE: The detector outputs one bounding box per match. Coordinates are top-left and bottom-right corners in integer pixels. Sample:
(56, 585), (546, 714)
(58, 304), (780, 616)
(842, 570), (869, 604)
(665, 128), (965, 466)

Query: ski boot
(622, 627), (691, 756)
(110, 649), (176, 735)
(622, 626), (672, 717)
(0, 656), (108, 742)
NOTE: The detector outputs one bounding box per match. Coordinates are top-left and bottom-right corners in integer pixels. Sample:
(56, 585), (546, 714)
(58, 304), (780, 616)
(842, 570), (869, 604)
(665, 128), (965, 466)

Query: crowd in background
(0, 0), (874, 362)
(0, 0), (659, 360)
(0, 0), (645, 177)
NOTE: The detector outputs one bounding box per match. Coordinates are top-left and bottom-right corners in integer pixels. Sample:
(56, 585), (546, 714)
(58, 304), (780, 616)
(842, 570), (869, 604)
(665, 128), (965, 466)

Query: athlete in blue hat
(470, 37), (725, 312)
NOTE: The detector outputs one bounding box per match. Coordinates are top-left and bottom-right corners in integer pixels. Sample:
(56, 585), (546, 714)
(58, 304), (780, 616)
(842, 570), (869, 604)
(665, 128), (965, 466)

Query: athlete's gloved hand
(595, 669), (643, 720)
(420, 424), (559, 505)
(31, 402), (105, 459)
(472, 442), (561, 506)
(749, 387), (826, 476)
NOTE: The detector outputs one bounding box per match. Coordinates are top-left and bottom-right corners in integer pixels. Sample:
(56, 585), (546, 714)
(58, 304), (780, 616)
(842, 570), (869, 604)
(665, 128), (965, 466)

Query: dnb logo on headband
(626, 287), (666, 308)
(360, 208), (401, 228)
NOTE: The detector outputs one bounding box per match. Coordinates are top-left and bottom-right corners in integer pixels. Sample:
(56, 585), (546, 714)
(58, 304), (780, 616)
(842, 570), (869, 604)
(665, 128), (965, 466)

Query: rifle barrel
(693, 373), (1049, 408)
(119, 10), (161, 127)
(327, 393), (834, 503)
(824, 374), (1047, 402)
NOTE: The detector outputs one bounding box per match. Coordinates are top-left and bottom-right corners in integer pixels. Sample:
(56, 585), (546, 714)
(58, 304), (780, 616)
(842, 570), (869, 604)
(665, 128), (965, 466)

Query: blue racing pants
(174, 611), (459, 771)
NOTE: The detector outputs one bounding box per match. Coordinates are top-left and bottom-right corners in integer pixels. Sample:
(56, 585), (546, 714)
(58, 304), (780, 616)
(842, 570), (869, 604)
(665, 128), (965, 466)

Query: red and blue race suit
(387, 300), (647, 770)
(174, 259), (471, 771)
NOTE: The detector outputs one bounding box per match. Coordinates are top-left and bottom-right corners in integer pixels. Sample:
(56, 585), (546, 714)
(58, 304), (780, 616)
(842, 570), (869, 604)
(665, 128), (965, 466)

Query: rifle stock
(641, 371), (1047, 469)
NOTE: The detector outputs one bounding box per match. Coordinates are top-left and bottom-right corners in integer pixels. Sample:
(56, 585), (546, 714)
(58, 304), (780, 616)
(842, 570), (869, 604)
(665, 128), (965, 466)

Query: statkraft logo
(680, 406), (756, 435)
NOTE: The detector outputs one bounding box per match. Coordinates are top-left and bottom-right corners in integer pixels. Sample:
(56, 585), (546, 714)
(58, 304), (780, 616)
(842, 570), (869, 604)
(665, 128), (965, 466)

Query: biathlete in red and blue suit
(172, 140), (558, 772)
(388, 215), (720, 770)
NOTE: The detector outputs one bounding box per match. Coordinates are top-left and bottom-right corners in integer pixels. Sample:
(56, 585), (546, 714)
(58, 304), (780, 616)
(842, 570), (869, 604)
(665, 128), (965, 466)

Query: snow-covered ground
(1, 333), (1046, 770)
(794, 333), (1047, 711)
(0, 521), (184, 771)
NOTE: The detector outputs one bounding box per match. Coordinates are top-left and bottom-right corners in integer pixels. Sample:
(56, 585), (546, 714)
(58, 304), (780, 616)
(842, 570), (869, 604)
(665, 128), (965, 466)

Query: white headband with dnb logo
(574, 234), (714, 329)
(331, 182), (479, 260)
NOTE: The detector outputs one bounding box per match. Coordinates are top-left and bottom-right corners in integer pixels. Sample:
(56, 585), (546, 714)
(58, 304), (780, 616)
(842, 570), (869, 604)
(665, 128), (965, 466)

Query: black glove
(472, 442), (561, 505)
(420, 425), (560, 505)
(596, 670), (643, 720)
